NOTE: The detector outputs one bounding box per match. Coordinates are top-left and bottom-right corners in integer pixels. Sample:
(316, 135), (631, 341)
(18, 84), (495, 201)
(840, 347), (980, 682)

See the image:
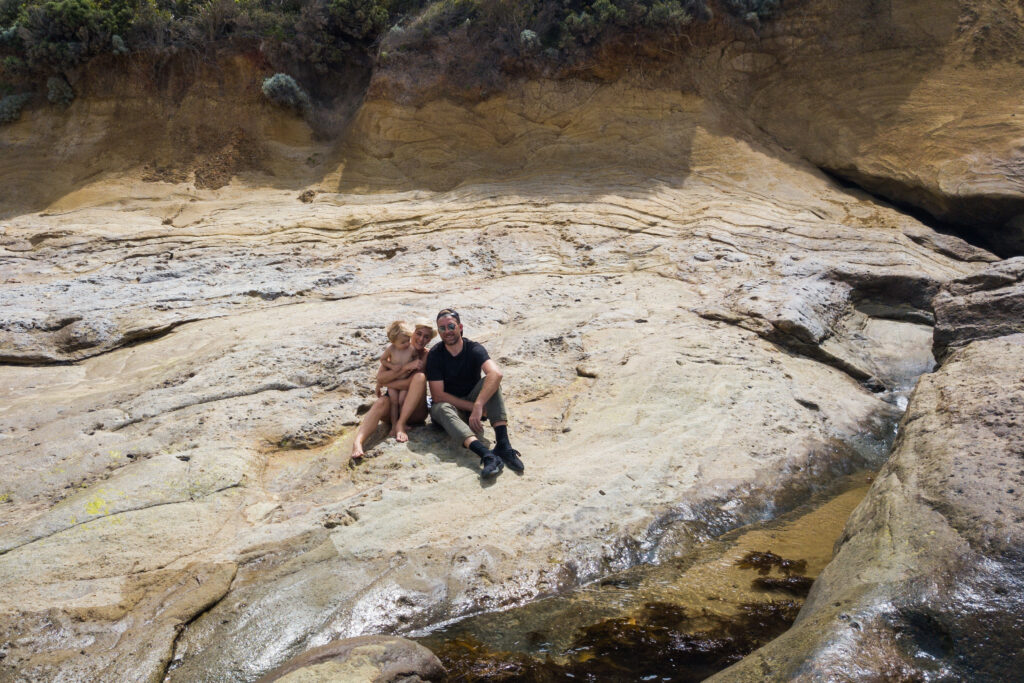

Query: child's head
(386, 320), (415, 347)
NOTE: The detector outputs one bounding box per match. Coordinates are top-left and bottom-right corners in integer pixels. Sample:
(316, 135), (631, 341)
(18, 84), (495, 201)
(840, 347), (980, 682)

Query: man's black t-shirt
(426, 339), (490, 398)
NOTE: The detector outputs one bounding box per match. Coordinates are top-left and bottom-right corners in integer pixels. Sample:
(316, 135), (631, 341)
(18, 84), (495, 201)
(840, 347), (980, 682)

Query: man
(426, 308), (524, 478)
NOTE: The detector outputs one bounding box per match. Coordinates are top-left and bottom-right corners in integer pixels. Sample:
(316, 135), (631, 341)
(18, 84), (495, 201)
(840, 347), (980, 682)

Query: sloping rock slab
(710, 333), (1024, 682)
(257, 636), (444, 683)
(933, 257), (1024, 361)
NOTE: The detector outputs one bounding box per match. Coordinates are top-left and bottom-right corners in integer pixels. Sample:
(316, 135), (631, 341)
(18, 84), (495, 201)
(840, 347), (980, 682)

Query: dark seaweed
(751, 576), (815, 597)
(735, 550), (808, 576)
(433, 600), (801, 682)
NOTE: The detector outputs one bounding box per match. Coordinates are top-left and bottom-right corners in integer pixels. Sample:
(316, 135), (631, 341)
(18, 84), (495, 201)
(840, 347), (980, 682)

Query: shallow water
(416, 473), (872, 681)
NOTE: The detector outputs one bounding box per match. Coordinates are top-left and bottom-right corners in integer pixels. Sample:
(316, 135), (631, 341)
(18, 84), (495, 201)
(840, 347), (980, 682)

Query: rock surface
(932, 257), (1024, 361)
(3, 0), (1023, 677)
(368, 0), (1024, 255)
(0, 77), (986, 680)
(710, 337), (1024, 680)
(256, 636), (444, 682)
(709, 0), (1024, 255)
(5, 2), (1023, 256)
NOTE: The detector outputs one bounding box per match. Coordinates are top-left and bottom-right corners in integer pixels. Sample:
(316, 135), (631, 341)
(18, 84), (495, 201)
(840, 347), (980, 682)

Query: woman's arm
(376, 364), (409, 386)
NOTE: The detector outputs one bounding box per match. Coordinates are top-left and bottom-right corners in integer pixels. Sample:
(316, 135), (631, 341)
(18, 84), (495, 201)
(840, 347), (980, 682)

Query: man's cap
(436, 307), (461, 323)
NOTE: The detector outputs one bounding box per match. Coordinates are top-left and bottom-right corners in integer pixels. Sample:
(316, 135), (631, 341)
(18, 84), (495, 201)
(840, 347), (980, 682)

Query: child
(352, 320), (435, 460)
(376, 320), (417, 434)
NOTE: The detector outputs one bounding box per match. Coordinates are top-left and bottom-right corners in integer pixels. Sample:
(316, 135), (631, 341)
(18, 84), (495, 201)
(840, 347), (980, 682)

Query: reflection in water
(417, 474), (872, 681)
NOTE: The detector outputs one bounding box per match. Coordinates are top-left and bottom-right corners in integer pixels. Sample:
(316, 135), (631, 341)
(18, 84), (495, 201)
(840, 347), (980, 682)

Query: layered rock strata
(932, 257), (1024, 361)
(0, 79), (989, 680)
(715, 0), (1024, 255)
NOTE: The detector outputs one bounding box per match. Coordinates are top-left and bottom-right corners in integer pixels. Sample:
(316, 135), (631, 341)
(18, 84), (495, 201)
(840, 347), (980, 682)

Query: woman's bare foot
(351, 443), (365, 460)
(395, 425), (408, 443)
(388, 425), (398, 439)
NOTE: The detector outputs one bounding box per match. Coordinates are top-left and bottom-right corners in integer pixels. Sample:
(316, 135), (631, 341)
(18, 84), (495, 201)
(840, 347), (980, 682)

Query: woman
(350, 321), (435, 460)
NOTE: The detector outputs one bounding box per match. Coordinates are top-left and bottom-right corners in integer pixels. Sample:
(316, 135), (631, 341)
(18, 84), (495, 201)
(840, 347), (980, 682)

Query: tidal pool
(415, 473), (872, 681)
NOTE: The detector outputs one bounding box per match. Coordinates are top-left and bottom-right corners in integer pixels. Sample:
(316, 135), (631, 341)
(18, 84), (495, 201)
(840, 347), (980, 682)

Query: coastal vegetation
(0, 0), (781, 116)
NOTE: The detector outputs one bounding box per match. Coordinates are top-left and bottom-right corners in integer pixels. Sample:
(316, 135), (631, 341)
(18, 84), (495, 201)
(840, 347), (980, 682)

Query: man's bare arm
(469, 360), (503, 432)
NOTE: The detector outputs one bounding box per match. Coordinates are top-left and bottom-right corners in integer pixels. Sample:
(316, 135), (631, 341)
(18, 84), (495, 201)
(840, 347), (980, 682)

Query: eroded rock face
(711, 333), (1024, 682)
(0, 78), (984, 681)
(711, 0), (1024, 255)
(932, 257), (1024, 361)
(365, 0), (1024, 255)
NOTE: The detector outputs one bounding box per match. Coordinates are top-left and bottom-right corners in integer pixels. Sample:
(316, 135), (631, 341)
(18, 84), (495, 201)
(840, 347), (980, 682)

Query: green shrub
(0, 0), (765, 100)
(384, 0), (709, 62)
(261, 72), (310, 114)
(328, 0), (387, 39)
(0, 0), (20, 26)
(415, 0), (477, 36)
(722, 0), (780, 22)
(0, 25), (18, 46)
(558, 0), (706, 48)
(12, 0), (134, 70)
(644, 0), (694, 29)
(45, 72), (71, 102)
(0, 91), (29, 122)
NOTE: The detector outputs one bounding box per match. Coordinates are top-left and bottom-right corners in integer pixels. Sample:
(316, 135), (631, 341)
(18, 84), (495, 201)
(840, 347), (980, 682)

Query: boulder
(257, 636), (444, 683)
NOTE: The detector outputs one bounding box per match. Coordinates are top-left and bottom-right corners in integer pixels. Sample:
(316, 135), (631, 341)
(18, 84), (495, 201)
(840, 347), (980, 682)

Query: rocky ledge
(713, 265), (1024, 681)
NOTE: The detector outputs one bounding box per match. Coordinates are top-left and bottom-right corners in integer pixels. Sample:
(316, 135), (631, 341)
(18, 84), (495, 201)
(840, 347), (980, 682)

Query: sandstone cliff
(0, 0), (1021, 680)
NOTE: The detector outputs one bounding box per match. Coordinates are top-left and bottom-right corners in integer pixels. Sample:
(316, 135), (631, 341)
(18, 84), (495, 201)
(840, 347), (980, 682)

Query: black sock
(468, 440), (490, 458)
(494, 425), (512, 452)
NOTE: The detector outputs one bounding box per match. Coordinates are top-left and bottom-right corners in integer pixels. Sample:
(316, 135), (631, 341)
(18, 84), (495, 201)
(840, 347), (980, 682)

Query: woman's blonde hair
(386, 320), (415, 343)
(413, 320), (437, 341)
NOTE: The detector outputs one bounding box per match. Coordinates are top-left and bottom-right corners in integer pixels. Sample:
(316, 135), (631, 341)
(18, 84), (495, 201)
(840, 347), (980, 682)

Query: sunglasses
(439, 323), (458, 331)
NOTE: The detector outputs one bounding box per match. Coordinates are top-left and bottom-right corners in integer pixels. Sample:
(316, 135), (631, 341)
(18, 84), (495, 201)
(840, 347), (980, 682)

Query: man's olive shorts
(429, 378), (508, 444)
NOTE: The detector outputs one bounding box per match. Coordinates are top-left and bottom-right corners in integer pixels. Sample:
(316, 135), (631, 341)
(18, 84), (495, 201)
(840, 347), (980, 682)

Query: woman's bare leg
(388, 392), (400, 436)
(394, 373), (427, 443)
(351, 395), (390, 459)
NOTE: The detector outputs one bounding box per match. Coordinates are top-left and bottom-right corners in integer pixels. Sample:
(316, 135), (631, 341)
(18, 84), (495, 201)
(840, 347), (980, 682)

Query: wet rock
(932, 257), (1024, 361)
(257, 635), (444, 682)
(0, 562), (236, 682)
(712, 334), (1024, 682)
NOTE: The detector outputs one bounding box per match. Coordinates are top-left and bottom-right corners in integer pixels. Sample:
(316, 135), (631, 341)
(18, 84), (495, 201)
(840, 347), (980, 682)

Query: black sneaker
(480, 453), (504, 478)
(494, 448), (524, 473)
